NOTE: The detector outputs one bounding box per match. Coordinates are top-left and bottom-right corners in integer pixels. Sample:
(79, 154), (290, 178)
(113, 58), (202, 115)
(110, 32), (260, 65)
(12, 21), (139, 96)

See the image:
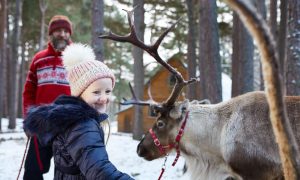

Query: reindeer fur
(138, 91), (299, 180)
(224, 0), (300, 178)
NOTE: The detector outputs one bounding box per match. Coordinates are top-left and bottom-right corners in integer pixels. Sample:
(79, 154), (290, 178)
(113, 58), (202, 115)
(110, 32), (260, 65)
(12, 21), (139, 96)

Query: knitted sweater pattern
(23, 42), (71, 116)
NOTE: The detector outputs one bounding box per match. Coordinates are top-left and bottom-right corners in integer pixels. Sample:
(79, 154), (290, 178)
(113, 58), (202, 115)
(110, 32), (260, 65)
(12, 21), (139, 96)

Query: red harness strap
(149, 129), (174, 155)
(149, 111), (189, 180)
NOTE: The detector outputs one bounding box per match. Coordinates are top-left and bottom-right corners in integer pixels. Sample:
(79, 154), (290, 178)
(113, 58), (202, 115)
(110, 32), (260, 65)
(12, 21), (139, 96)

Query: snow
(222, 73), (232, 101)
(0, 118), (189, 180)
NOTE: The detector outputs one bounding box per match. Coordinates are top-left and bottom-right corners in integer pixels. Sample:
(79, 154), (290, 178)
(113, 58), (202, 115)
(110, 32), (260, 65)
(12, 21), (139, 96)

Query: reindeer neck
(180, 104), (225, 156)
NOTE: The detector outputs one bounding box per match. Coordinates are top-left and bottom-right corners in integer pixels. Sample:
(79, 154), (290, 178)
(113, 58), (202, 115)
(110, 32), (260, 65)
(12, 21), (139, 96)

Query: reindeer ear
(169, 100), (189, 119)
(148, 104), (161, 117)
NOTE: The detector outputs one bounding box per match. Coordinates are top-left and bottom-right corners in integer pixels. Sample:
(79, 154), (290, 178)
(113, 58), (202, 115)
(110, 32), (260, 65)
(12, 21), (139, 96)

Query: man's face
(50, 28), (71, 52)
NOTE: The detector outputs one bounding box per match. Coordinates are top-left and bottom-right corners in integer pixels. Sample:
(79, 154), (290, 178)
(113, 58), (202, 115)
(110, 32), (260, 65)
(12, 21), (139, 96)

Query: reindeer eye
(156, 120), (165, 128)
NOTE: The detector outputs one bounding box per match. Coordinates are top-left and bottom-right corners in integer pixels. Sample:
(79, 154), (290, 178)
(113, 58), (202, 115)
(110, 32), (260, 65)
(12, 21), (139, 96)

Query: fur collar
(23, 95), (108, 145)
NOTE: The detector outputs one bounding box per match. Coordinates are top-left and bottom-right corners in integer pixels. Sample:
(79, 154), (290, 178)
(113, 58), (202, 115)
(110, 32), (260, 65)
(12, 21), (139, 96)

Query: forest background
(0, 0), (299, 140)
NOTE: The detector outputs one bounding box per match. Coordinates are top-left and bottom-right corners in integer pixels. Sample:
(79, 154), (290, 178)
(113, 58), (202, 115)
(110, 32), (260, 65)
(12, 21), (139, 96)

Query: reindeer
(100, 0), (300, 179)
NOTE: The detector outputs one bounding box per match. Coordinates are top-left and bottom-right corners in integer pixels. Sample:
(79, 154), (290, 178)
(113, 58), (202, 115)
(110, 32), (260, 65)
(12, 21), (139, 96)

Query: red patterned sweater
(22, 42), (71, 117)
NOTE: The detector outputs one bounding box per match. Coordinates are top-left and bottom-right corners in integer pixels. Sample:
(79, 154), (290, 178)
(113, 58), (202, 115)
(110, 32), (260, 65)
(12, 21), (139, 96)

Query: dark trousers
(23, 136), (52, 180)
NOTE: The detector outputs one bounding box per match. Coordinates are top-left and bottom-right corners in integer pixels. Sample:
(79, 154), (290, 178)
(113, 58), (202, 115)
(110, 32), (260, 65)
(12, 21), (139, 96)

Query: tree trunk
(253, 0), (266, 91)
(38, 0), (47, 51)
(3, 5), (9, 118)
(269, 0), (277, 37)
(286, 0), (300, 95)
(231, 11), (254, 97)
(132, 0), (145, 140)
(0, 0), (7, 130)
(8, 0), (22, 129)
(17, 43), (25, 117)
(186, 0), (198, 100)
(278, 0), (288, 95)
(92, 0), (104, 61)
(199, 0), (222, 103)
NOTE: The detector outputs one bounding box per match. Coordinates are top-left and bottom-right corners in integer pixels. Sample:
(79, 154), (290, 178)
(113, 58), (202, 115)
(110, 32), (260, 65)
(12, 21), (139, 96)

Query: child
(24, 43), (134, 180)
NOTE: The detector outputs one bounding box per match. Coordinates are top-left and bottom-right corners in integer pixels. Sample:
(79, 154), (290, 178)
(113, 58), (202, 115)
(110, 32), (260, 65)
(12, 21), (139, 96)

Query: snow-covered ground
(0, 118), (189, 180)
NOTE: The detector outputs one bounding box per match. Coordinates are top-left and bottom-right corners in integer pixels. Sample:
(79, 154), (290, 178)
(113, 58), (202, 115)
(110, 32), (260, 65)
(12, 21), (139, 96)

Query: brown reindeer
(100, 1), (300, 179)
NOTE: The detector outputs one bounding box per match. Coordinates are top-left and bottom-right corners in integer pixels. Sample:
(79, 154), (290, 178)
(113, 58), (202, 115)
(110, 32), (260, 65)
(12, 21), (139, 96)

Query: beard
(51, 36), (69, 51)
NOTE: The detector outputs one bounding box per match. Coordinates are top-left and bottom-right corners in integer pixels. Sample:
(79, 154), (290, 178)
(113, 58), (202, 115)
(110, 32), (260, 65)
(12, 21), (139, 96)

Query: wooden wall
(117, 57), (187, 133)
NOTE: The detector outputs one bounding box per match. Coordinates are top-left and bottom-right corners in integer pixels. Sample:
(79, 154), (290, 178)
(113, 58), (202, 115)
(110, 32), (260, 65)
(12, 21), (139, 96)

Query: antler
(120, 82), (157, 106)
(99, 8), (197, 107)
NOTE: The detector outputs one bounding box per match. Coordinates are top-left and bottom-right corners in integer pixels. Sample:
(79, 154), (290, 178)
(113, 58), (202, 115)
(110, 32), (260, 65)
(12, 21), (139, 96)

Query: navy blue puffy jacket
(24, 95), (134, 180)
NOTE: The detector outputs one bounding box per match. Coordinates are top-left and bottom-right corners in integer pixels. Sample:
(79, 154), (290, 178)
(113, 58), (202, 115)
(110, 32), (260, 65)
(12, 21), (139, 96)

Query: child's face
(80, 78), (113, 113)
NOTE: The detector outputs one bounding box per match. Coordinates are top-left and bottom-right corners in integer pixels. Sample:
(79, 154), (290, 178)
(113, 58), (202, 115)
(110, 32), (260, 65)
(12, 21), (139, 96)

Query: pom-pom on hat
(62, 43), (115, 96)
(48, 15), (73, 35)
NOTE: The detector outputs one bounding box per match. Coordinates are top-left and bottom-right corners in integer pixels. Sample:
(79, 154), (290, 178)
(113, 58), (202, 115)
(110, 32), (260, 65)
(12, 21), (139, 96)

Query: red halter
(148, 111), (189, 180)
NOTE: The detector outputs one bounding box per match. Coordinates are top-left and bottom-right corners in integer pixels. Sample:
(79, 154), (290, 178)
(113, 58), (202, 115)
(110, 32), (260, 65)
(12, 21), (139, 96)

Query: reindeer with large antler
(100, 0), (300, 179)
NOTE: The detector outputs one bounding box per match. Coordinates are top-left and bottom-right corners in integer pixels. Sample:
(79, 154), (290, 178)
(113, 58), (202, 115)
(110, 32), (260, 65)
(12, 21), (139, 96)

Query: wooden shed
(117, 55), (188, 133)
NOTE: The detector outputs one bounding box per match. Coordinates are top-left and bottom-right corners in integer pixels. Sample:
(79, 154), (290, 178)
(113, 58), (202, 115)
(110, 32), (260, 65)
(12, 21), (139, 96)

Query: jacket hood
(23, 95), (108, 145)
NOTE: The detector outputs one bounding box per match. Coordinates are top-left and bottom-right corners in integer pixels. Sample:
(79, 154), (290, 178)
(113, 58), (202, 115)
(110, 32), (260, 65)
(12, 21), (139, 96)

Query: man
(22, 15), (72, 180)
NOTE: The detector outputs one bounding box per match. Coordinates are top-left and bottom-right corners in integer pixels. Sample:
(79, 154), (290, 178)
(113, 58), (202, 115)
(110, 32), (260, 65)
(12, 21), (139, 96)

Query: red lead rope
(158, 155), (168, 180)
(149, 111), (189, 180)
(172, 111), (189, 166)
(17, 137), (31, 180)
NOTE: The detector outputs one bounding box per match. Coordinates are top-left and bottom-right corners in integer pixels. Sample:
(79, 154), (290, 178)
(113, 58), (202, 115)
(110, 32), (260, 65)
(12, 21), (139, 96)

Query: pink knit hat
(62, 43), (115, 96)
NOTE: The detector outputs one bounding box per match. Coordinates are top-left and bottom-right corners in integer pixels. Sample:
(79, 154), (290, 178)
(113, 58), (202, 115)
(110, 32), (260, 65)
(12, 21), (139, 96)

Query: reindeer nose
(137, 142), (143, 156)
(137, 141), (147, 157)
